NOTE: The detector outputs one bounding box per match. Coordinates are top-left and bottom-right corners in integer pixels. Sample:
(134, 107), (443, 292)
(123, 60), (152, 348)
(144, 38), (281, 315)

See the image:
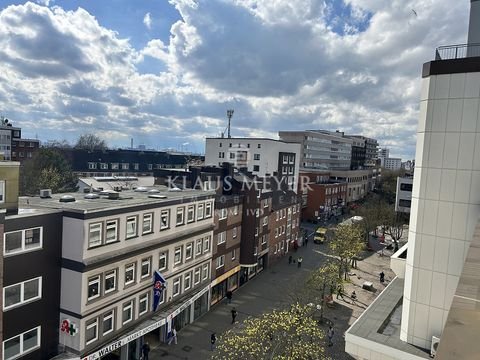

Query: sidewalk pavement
(150, 228), (394, 360)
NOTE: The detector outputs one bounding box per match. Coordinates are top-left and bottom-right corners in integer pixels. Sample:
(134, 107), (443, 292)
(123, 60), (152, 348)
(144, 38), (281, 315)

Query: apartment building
(350, 137), (367, 170)
(210, 195), (243, 305)
(279, 130), (353, 170)
(330, 169), (371, 203)
(268, 191), (301, 265)
(384, 158), (402, 171)
(25, 188), (215, 360)
(346, 2), (480, 358)
(347, 136), (379, 168)
(204, 137), (301, 192)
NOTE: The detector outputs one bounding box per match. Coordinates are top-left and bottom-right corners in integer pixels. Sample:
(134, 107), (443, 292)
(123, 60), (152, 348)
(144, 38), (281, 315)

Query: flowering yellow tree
(212, 303), (326, 360)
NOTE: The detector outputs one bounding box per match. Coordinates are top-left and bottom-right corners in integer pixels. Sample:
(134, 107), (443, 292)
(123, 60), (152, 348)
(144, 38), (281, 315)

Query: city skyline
(0, 0), (469, 159)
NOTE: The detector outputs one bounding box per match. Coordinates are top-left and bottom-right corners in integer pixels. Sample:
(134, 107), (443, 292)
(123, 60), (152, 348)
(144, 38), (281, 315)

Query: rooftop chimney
(468, 0), (480, 45)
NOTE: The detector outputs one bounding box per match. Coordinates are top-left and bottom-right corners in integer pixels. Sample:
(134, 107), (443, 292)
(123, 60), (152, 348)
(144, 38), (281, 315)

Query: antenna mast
(227, 109), (234, 138)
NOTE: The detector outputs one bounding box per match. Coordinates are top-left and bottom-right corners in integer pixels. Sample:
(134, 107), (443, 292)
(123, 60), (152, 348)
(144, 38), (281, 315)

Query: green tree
(74, 134), (107, 151)
(329, 224), (364, 279)
(384, 208), (409, 252)
(355, 195), (390, 241)
(20, 148), (78, 195)
(212, 303), (326, 360)
(305, 261), (341, 322)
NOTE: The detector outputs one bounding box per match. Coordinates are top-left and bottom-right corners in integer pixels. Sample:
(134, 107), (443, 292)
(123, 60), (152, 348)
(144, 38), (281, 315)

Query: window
(254, 246), (258, 256)
(148, 164), (153, 170)
(121, 163), (129, 170)
(184, 272), (192, 291)
(105, 220), (118, 243)
(195, 239), (203, 256)
(104, 270), (117, 294)
(134, 163), (139, 170)
(160, 210), (170, 230)
(229, 152), (235, 159)
(257, 144), (261, 148)
(122, 300), (134, 324)
(399, 199), (412, 208)
(232, 248), (236, 260)
(255, 227), (259, 236)
(275, 228), (278, 238)
(254, 153), (260, 160)
(205, 202), (212, 218)
(276, 211), (279, 221)
(217, 231), (226, 245)
(173, 277), (181, 297)
(216, 255), (225, 269)
(85, 319), (98, 345)
(3, 326), (41, 360)
(219, 143), (223, 147)
(88, 223), (102, 247)
(139, 293), (149, 316)
(264, 199), (269, 208)
(126, 216), (138, 239)
(176, 207), (184, 226)
(202, 263), (209, 280)
(197, 203), (204, 220)
(174, 246), (183, 265)
(87, 275), (101, 301)
(4, 227), (42, 255)
(262, 235), (267, 245)
(194, 267), (201, 285)
(187, 205), (195, 223)
(204, 236), (211, 253)
(400, 183), (413, 192)
(88, 162), (97, 170)
(3, 277), (42, 310)
(219, 208), (227, 220)
(232, 227), (237, 238)
(100, 163), (108, 170)
(262, 216), (268, 226)
(111, 163), (119, 170)
(159, 252), (168, 271)
(103, 310), (115, 335)
(233, 205), (239, 215)
(141, 258), (151, 279)
(185, 242), (193, 261)
(125, 263), (136, 286)
(142, 213), (153, 234)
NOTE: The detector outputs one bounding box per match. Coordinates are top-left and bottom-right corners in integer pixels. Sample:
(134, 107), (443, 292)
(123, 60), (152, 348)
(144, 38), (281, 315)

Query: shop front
(210, 266), (240, 305)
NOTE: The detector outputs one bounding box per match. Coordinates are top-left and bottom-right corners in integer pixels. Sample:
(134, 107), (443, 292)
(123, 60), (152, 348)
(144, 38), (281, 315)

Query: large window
(217, 231), (226, 245)
(159, 251), (168, 271)
(232, 227), (237, 238)
(173, 277), (181, 297)
(88, 223), (103, 248)
(139, 293), (149, 316)
(125, 263), (136, 286)
(87, 275), (101, 301)
(219, 208), (227, 220)
(103, 310), (115, 336)
(126, 216), (138, 239)
(122, 300), (134, 325)
(176, 207), (185, 226)
(187, 205), (195, 223)
(197, 204), (204, 220)
(400, 183), (413, 192)
(3, 277), (42, 311)
(141, 258), (151, 279)
(85, 319), (98, 345)
(216, 255), (225, 269)
(202, 263), (209, 280)
(196, 239), (203, 256)
(0, 180), (5, 203)
(142, 213), (153, 234)
(105, 220), (118, 244)
(233, 205), (239, 215)
(194, 267), (201, 285)
(204, 236), (211, 253)
(104, 270), (117, 295)
(3, 326), (41, 360)
(185, 242), (193, 261)
(174, 246), (183, 265)
(4, 227), (43, 255)
(184, 272), (192, 291)
(160, 210), (170, 230)
(205, 202), (213, 218)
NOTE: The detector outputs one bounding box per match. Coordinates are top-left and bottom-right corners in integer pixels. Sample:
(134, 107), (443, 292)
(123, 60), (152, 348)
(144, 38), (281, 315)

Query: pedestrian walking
(380, 271), (385, 284)
(210, 333), (217, 351)
(351, 291), (357, 305)
(297, 256), (303, 268)
(142, 342), (151, 360)
(226, 290), (233, 304)
(305, 236), (309, 246)
(327, 326), (334, 347)
(288, 255), (293, 264)
(167, 328), (177, 345)
(231, 307), (238, 324)
(336, 284), (344, 300)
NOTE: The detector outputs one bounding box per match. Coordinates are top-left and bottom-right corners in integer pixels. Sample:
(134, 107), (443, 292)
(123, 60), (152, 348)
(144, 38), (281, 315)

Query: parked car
(314, 227), (328, 244)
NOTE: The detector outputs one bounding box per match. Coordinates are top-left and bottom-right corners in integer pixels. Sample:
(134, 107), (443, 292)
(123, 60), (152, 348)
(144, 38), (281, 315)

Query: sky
(0, 0), (470, 158)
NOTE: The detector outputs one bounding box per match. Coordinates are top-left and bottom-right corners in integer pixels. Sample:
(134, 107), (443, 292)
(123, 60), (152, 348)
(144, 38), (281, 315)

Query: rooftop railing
(435, 43), (480, 60)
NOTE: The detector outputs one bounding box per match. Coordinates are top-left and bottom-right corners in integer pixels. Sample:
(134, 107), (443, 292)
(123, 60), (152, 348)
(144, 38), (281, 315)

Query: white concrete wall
(401, 72), (480, 349)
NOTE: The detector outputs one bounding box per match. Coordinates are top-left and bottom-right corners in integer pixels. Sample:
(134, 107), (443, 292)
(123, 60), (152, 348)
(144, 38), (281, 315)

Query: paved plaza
(149, 224), (399, 359)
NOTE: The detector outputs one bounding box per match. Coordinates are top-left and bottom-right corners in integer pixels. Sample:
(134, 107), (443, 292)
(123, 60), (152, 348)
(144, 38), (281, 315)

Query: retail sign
(81, 319), (166, 360)
(60, 319), (77, 336)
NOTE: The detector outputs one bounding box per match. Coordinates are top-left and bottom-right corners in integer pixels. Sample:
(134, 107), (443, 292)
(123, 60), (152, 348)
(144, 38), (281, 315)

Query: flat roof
(205, 137), (298, 145)
(346, 277), (430, 359)
(19, 187), (215, 214)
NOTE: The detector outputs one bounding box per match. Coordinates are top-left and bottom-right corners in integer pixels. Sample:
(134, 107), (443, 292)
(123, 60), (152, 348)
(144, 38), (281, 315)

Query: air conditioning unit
(431, 335), (440, 357)
(39, 189), (52, 198)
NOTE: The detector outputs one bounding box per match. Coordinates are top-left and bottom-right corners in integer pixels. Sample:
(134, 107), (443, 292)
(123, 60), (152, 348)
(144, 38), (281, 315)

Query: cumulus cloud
(143, 12), (152, 29)
(0, 0), (471, 159)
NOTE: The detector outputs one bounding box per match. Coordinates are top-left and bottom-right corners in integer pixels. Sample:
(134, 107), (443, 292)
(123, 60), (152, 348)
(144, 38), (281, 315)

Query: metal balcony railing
(435, 43), (480, 60)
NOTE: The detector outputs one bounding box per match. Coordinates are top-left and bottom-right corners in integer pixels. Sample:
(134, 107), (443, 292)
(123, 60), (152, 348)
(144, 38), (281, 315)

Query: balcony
(435, 43), (480, 60)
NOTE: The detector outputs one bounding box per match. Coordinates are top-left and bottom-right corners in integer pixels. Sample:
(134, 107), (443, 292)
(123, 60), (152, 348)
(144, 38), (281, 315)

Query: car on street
(314, 227), (328, 244)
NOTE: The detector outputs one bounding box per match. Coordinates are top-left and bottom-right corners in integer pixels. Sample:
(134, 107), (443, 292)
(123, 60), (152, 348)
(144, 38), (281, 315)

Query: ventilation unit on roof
(148, 189), (160, 194)
(113, 186), (122, 192)
(108, 192), (120, 200)
(134, 186), (148, 192)
(40, 189), (52, 198)
(148, 194), (167, 199)
(84, 193), (100, 199)
(59, 195), (76, 203)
